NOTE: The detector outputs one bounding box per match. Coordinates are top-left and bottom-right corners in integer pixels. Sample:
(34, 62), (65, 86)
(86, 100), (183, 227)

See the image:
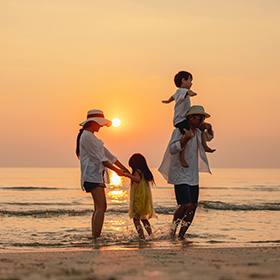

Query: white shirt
(173, 88), (191, 126)
(79, 130), (117, 190)
(158, 128), (213, 185)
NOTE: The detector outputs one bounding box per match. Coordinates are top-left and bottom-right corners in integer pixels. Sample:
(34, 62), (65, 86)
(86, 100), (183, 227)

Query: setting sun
(110, 170), (122, 186)
(112, 118), (121, 127)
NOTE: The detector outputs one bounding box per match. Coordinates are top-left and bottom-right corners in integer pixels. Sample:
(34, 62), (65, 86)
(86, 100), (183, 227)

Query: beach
(1, 246), (279, 280)
(1, 168), (279, 279)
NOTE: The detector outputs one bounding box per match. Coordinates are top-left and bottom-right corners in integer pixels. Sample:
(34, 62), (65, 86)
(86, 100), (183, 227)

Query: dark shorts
(84, 181), (106, 193)
(174, 184), (199, 205)
(175, 120), (190, 135)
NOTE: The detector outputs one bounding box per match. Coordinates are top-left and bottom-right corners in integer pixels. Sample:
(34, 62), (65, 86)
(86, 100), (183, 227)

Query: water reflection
(107, 189), (128, 203)
(107, 171), (128, 203)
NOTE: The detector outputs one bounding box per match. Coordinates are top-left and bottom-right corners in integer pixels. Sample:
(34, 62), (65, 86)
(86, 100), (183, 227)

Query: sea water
(0, 168), (279, 250)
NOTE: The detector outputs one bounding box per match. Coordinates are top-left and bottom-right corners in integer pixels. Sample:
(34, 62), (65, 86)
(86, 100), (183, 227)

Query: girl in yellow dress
(124, 153), (157, 240)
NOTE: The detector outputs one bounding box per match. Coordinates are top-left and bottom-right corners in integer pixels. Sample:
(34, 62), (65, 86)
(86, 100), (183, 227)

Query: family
(75, 70), (215, 240)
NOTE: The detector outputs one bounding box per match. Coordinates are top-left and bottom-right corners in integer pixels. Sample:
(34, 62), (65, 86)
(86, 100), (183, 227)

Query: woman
(76, 109), (128, 239)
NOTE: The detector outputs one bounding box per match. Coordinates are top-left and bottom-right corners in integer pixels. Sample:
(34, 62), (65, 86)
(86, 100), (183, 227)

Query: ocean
(0, 168), (279, 251)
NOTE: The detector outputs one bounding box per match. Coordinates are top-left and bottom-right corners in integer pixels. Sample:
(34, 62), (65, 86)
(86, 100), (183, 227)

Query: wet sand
(0, 246), (279, 280)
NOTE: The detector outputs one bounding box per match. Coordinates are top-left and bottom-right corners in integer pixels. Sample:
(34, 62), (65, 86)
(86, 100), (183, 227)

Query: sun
(112, 118), (121, 127)
(110, 171), (122, 186)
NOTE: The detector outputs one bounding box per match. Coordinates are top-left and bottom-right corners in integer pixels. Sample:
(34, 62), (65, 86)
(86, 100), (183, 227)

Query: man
(158, 105), (214, 238)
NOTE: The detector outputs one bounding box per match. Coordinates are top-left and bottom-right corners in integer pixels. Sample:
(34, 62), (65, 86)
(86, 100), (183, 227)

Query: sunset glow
(1, 1), (280, 169)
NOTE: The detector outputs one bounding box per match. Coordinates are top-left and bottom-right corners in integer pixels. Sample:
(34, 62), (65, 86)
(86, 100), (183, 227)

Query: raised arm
(162, 96), (174, 104)
(187, 89), (197, 97)
(199, 122), (214, 136)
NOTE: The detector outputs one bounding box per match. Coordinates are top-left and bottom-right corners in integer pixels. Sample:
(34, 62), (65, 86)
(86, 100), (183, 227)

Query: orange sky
(1, 0), (280, 168)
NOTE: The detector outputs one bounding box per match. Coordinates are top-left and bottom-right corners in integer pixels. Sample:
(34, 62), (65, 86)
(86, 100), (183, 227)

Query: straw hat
(185, 105), (210, 118)
(79, 109), (112, 127)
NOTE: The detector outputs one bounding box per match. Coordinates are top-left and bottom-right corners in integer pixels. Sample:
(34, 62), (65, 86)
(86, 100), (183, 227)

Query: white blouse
(79, 130), (117, 190)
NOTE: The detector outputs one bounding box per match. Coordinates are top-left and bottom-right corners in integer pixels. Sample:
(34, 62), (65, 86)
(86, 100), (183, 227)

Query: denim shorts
(84, 181), (106, 193)
(174, 184), (199, 205)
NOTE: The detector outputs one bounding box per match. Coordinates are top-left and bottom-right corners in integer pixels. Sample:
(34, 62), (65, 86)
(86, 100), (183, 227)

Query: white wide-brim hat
(185, 105), (210, 118)
(79, 109), (112, 127)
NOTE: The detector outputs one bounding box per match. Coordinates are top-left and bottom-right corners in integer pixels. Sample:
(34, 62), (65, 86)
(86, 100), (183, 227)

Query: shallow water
(0, 168), (279, 250)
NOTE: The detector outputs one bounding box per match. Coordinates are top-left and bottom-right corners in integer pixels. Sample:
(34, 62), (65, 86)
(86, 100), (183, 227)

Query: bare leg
(179, 130), (195, 167)
(201, 131), (215, 153)
(178, 203), (197, 238)
(179, 143), (189, 167)
(170, 203), (191, 237)
(141, 219), (152, 235)
(133, 218), (145, 239)
(90, 187), (107, 239)
(91, 205), (97, 235)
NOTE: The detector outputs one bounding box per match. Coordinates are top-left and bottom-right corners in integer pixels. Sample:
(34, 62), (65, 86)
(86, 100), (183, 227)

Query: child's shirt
(173, 88), (190, 126)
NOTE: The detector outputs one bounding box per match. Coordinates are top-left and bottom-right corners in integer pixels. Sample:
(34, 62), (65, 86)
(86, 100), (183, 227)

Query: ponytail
(76, 129), (84, 158)
(76, 121), (94, 158)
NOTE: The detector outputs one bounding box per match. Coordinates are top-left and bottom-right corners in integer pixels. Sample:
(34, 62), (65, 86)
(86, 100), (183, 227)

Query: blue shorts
(174, 184), (199, 205)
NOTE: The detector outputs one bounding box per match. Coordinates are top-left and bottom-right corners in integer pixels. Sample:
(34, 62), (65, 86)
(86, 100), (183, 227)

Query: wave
(0, 186), (71, 190)
(2, 202), (81, 206)
(1, 201), (280, 218)
(0, 209), (92, 217)
(201, 201), (280, 211)
(0, 206), (177, 217)
(2, 235), (280, 250)
(249, 240), (280, 244)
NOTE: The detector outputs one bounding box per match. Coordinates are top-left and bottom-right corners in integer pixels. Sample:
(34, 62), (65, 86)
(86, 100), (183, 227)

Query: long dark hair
(76, 121), (94, 158)
(128, 153), (155, 185)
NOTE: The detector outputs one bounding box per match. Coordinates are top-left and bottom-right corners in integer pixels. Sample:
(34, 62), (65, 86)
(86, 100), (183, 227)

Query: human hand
(180, 129), (194, 148)
(162, 100), (169, 103)
(188, 90), (197, 97)
(123, 172), (130, 177)
(122, 167), (130, 174)
(183, 129), (194, 140)
(199, 122), (212, 132)
(122, 169), (131, 175)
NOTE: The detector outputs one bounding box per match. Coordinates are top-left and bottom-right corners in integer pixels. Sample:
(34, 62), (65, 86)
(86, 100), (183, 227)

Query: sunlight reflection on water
(0, 168), (279, 250)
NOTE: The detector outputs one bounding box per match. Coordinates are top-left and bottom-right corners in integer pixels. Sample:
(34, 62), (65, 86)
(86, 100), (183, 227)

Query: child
(162, 71), (215, 167)
(124, 153), (157, 240)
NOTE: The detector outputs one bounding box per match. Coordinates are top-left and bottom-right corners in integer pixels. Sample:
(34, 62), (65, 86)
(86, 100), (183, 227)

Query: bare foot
(170, 222), (178, 237)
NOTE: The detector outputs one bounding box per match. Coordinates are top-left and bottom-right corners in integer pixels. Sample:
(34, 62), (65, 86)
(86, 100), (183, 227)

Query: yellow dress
(129, 171), (157, 220)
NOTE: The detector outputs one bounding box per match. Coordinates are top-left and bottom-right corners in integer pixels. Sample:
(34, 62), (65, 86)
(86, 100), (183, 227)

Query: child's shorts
(175, 119), (190, 135)
(174, 184), (199, 204)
